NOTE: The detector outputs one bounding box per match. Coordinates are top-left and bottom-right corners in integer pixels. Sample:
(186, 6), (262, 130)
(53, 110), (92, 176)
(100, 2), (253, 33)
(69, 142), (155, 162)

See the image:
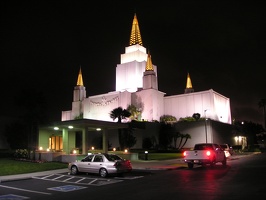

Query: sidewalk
(0, 152), (258, 183)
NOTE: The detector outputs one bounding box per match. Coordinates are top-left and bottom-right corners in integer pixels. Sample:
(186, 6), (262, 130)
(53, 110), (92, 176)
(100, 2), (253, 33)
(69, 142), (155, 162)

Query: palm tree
(180, 133), (191, 149)
(109, 107), (131, 123)
(258, 99), (266, 128)
(109, 107), (131, 150)
(177, 133), (185, 149)
(127, 104), (140, 120)
(173, 131), (181, 149)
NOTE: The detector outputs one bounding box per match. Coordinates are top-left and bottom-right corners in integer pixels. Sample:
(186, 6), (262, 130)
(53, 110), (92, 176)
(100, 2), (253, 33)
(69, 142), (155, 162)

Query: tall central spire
(129, 13), (143, 46)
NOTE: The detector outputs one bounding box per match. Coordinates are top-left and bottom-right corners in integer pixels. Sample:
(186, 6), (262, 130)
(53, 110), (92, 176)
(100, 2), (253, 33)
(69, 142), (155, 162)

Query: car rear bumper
(184, 159), (212, 165)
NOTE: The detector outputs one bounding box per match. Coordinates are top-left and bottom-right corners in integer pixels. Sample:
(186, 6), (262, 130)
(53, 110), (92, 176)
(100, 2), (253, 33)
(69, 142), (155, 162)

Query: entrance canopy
(38, 119), (129, 154)
(40, 119), (128, 131)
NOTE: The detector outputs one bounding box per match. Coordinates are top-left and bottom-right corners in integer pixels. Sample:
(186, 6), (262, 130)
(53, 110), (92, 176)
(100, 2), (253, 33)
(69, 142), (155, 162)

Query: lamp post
(204, 109), (208, 143)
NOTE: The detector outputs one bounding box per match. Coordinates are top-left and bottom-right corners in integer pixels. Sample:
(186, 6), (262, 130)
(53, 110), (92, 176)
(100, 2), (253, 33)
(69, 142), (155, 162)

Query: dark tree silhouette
(192, 113), (201, 121)
(258, 99), (266, 128)
(5, 88), (48, 152)
(109, 107), (131, 123)
(109, 107), (131, 149)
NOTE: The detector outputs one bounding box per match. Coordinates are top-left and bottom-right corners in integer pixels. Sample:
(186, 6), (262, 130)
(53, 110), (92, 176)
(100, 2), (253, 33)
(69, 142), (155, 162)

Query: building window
(49, 136), (63, 151)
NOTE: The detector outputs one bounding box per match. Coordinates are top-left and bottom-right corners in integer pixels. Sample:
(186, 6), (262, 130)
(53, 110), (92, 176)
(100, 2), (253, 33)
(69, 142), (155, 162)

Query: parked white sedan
(68, 153), (132, 178)
(220, 144), (233, 157)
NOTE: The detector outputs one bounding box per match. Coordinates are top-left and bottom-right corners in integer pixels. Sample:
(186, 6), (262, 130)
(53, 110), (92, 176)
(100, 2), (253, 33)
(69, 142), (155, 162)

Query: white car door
(90, 155), (104, 174)
(78, 155), (94, 172)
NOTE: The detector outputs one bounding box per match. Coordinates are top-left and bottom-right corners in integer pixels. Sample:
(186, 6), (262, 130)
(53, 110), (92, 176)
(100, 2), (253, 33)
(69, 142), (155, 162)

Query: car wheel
(71, 166), (79, 175)
(188, 163), (194, 169)
(99, 168), (108, 178)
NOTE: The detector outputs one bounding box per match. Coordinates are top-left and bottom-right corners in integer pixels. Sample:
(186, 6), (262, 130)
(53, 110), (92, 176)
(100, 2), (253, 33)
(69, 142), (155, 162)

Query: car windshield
(105, 154), (123, 161)
(194, 144), (213, 150)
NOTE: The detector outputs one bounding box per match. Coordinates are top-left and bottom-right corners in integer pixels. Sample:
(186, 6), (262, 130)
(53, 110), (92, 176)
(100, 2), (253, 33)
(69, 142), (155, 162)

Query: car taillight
(206, 151), (211, 156)
(183, 151), (187, 157)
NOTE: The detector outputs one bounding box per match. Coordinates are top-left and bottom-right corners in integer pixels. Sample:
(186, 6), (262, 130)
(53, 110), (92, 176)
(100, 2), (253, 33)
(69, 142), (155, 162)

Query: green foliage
(179, 116), (197, 122)
(14, 149), (28, 159)
(0, 158), (67, 176)
(127, 104), (141, 120)
(160, 115), (177, 123)
(74, 113), (83, 119)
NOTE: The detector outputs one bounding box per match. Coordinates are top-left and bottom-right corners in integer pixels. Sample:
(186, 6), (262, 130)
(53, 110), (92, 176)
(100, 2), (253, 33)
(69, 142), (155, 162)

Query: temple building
(38, 14), (238, 161)
(62, 14), (231, 124)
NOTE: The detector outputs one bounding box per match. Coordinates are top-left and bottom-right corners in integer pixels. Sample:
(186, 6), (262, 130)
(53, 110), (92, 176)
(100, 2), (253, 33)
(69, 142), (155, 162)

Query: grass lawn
(0, 153), (183, 176)
(0, 158), (68, 176)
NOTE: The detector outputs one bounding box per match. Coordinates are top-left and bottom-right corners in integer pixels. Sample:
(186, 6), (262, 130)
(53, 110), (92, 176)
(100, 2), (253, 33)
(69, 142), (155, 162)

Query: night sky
(1, 0), (265, 127)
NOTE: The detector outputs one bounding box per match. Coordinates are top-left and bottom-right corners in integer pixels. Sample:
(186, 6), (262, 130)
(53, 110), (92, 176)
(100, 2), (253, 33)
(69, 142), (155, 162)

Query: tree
(180, 133), (191, 149)
(177, 133), (185, 149)
(233, 120), (264, 149)
(258, 98), (266, 128)
(121, 125), (137, 150)
(127, 104), (141, 120)
(173, 131), (181, 149)
(109, 107), (131, 149)
(159, 123), (175, 149)
(5, 88), (48, 152)
(192, 113), (201, 121)
(109, 107), (131, 123)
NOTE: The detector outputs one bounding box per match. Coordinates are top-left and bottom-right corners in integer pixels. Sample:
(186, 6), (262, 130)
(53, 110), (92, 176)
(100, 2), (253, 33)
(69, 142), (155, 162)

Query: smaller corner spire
(77, 66), (84, 86)
(129, 13), (143, 46)
(145, 50), (154, 71)
(186, 73), (193, 89)
(184, 72), (194, 94)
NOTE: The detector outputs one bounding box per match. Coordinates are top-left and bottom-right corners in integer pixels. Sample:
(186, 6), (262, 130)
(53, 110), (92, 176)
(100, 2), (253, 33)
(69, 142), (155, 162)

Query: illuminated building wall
(61, 13), (232, 125)
(116, 44), (158, 92)
(164, 90), (231, 124)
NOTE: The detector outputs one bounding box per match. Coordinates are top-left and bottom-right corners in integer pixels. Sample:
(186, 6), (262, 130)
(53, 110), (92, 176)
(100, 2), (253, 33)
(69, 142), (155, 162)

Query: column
(102, 128), (108, 153)
(62, 128), (69, 154)
(82, 128), (88, 155)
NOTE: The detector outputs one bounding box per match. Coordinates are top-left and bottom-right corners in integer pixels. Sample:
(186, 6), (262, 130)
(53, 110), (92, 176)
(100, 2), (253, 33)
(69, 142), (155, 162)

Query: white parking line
(53, 175), (65, 180)
(63, 177), (76, 182)
(33, 174), (123, 186)
(75, 178), (85, 183)
(0, 185), (51, 195)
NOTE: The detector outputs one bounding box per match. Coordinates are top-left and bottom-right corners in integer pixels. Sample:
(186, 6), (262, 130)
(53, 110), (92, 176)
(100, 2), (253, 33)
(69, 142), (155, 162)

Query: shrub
(14, 149), (28, 159)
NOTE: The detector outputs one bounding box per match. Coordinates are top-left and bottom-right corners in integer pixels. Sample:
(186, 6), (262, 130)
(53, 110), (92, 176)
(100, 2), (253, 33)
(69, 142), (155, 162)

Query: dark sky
(1, 0), (265, 126)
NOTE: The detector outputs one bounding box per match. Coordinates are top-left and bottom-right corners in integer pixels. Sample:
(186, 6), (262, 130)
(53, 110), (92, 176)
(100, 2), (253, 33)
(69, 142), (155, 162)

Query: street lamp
(204, 109), (208, 143)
